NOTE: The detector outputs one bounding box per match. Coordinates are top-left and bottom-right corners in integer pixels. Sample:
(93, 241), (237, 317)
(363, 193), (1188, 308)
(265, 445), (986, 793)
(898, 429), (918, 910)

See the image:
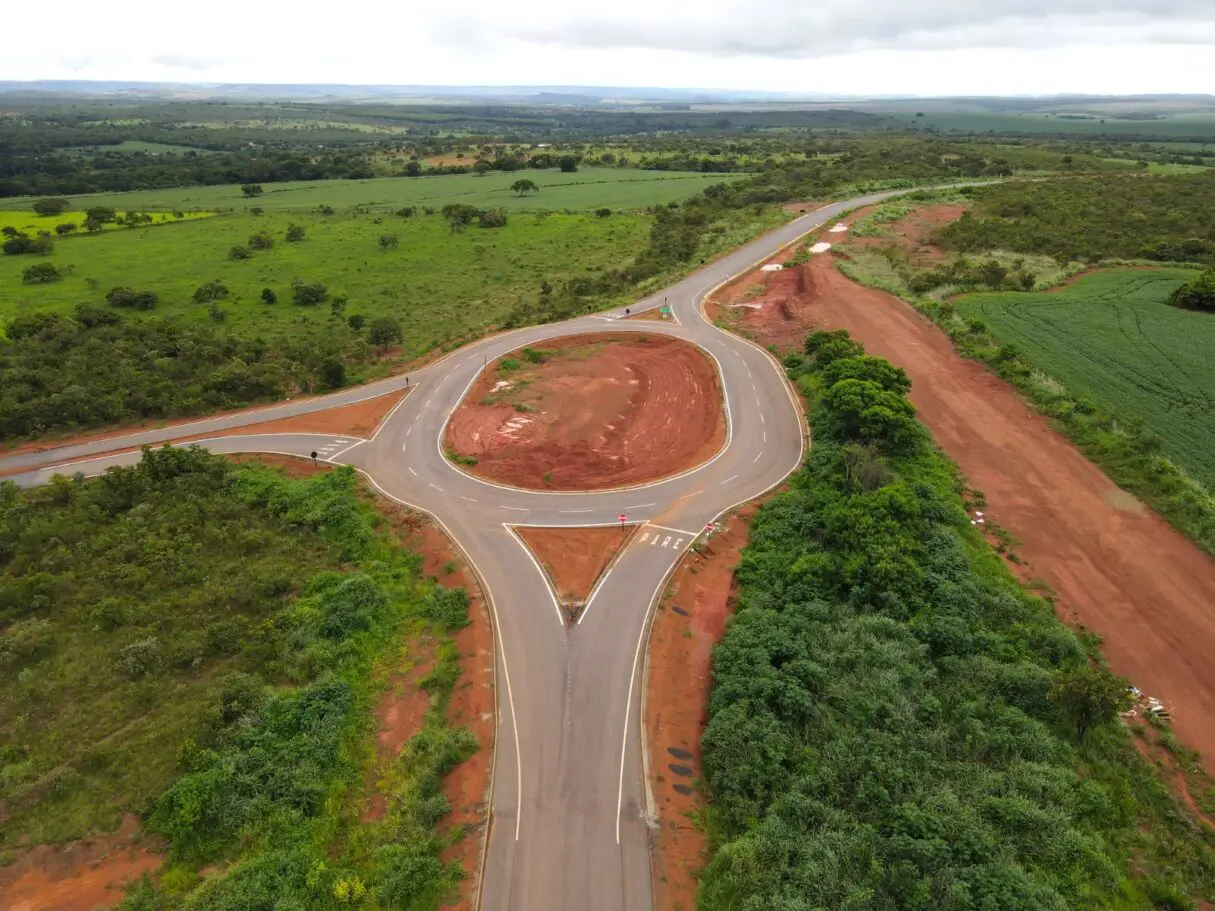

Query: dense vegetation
(1169, 268), (1215, 312)
(699, 330), (1215, 910)
(0, 448), (476, 908)
(937, 172), (1215, 264)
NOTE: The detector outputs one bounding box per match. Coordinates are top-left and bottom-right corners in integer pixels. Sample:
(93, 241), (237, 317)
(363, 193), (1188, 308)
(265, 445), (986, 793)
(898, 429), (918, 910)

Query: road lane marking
(559, 509), (592, 514)
(753, 451), (763, 463)
(662, 536), (672, 547)
(460, 496), (478, 503)
(625, 503), (656, 510)
(408, 466), (418, 476)
(405, 427), (412, 436)
(674, 538), (683, 549)
(650, 535), (659, 546)
(500, 505), (528, 512)
(677, 489), (701, 500)
(639, 532), (650, 543)
(760, 412), (765, 424)
(719, 475), (738, 485)
(763, 430), (767, 444)
(646, 522), (699, 536)
(429, 483), (444, 492)
(425, 398), (433, 407)
(327, 439), (366, 461)
(503, 524), (566, 627)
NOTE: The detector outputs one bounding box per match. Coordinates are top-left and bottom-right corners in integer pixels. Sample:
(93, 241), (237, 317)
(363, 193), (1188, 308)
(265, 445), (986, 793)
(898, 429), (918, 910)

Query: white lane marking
(650, 535), (659, 547)
(406, 427), (412, 437)
(719, 475), (738, 485)
(425, 398), (433, 408)
(763, 431), (767, 444)
(677, 489), (701, 500)
(753, 451), (763, 464)
(401, 442), (408, 452)
(662, 536), (672, 547)
(500, 505), (528, 512)
(460, 496), (478, 503)
(429, 483), (444, 492)
(559, 509), (592, 514)
(640, 532), (650, 543)
(503, 524), (566, 626)
(334, 439), (350, 443)
(760, 412), (765, 425)
(353, 472), (523, 843)
(369, 387), (413, 442)
(674, 538), (683, 549)
(625, 503), (656, 510)
(408, 466), (418, 476)
(328, 439), (365, 461)
(646, 522), (699, 537)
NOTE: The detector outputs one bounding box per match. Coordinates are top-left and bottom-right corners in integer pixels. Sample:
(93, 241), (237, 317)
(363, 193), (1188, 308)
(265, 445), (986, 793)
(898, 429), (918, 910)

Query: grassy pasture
(0, 209), (651, 354)
(0, 168), (745, 214)
(955, 268), (1215, 486)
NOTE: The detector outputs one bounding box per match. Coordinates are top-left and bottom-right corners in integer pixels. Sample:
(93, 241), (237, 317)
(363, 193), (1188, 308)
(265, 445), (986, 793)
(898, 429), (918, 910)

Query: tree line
(697, 330), (1215, 910)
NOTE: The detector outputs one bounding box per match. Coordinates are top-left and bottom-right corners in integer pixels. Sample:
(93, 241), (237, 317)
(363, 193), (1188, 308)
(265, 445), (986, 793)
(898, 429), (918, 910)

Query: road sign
(618, 513), (627, 524)
(705, 522), (715, 533)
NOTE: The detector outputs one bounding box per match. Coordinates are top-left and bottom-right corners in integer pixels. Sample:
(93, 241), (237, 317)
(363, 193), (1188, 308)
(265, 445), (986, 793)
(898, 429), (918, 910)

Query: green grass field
(0, 209), (652, 353)
(955, 268), (1215, 486)
(0, 168), (745, 214)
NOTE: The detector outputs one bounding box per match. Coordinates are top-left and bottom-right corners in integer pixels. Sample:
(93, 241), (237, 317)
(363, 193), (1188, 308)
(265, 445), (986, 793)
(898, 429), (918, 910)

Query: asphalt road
(1, 189), (925, 910)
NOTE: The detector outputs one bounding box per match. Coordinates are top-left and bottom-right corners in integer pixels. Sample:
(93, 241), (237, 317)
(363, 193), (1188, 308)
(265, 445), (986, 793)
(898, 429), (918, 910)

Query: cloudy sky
(5, 0), (1215, 95)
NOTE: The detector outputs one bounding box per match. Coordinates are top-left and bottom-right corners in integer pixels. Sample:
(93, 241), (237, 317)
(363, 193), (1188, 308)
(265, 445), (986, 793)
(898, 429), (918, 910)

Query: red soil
(645, 506), (758, 911)
(705, 258), (820, 355)
(796, 253), (1215, 761)
(0, 815), (161, 911)
(843, 203), (967, 265)
(514, 525), (634, 602)
(445, 334), (725, 491)
(392, 520), (495, 911)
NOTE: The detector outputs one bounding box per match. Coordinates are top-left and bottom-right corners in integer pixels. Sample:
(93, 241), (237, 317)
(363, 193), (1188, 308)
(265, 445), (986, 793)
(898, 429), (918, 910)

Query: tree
(367, 317), (403, 350)
(558, 155), (578, 173)
(106, 287), (159, 310)
(285, 224), (306, 243)
(1, 226), (20, 238)
(478, 209), (508, 228)
(1168, 268), (1215, 313)
(261, 288), (277, 304)
(228, 245), (251, 260)
(378, 234), (399, 251)
(22, 262), (61, 283)
(473, 160), (493, 176)
(85, 206), (116, 224)
(241, 184), (264, 198)
(33, 198), (70, 217)
(320, 358), (346, 390)
(248, 232), (274, 250)
(510, 178), (539, 196)
(291, 280), (328, 305)
(84, 218), (105, 233)
(347, 314), (366, 331)
(404, 161), (422, 177)
(1049, 665), (1131, 741)
(821, 378), (923, 453)
(395, 206), (416, 218)
(54, 223), (78, 236)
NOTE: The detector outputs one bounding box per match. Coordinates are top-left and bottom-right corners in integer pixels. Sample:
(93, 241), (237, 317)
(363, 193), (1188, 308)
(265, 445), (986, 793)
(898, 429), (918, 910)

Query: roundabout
(1, 189), (919, 911)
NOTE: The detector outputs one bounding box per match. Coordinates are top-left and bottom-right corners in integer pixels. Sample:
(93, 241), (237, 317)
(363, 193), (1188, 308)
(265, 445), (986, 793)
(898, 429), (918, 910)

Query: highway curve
(2, 189), (922, 911)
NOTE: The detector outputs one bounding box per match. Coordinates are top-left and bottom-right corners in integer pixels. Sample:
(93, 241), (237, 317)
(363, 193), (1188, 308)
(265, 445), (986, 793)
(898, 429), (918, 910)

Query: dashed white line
(625, 503), (656, 510)
(460, 496), (478, 503)
(408, 466), (418, 476)
(406, 427), (412, 437)
(760, 412), (766, 425)
(753, 451), (763, 464)
(720, 474), (738, 485)
(429, 483), (444, 492)
(560, 509), (592, 514)
(501, 505), (528, 512)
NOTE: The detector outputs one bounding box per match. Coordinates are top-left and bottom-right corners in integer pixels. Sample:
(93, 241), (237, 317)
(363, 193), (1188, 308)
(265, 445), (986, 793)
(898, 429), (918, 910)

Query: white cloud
(2, 0), (1213, 94)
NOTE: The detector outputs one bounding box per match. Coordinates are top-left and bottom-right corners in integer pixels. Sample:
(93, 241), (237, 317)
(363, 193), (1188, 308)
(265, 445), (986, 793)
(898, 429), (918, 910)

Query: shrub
(240, 184), (264, 198)
(248, 232), (274, 251)
(285, 224), (306, 242)
(367, 316), (403, 349)
(228, 245), (251, 260)
(33, 197), (70, 216)
(1168, 268), (1215, 313)
(106, 287), (159, 310)
(291, 280), (328, 305)
(54, 222), (78, 236)
(260, 287), (277, 304)
(22, 262), (62, 283)
(193, 281), (230, 304)
(116, 637), (162, 679)
(378, 234), (399, 250)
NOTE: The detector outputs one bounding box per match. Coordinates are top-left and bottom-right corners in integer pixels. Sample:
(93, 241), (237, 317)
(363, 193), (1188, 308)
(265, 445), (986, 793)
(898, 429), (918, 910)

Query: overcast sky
(5, 0), (1215, 95)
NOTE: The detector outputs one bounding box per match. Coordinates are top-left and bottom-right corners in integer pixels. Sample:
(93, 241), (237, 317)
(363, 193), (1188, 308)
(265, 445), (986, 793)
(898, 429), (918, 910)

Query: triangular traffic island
(514, 524), (639, 623)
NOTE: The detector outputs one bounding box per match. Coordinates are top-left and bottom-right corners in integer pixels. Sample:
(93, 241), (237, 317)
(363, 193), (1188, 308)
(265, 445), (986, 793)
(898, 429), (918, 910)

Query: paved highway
(2, 189), (925, 910)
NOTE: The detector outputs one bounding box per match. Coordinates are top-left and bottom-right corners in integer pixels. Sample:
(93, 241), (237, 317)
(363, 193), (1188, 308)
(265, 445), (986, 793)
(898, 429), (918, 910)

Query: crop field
(0, 167), (745, 214)
(0, 208), (651, 352)
(0, 209), (213, 236)
(955, 268), (1215, 486)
